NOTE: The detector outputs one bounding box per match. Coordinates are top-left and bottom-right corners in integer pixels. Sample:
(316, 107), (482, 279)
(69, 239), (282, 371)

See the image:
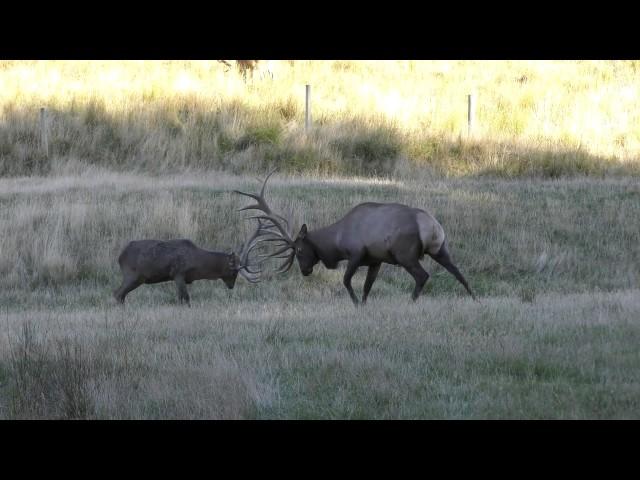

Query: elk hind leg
(398, 259), (430, 301)
(428, 242), (476, 300)
(114, 274), (142, 304)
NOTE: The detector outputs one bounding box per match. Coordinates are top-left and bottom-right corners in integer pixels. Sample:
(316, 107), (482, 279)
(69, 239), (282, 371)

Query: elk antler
(234, 169), (290, 229)
(236, 219), (272, 283)
(234, 169), (296, 274)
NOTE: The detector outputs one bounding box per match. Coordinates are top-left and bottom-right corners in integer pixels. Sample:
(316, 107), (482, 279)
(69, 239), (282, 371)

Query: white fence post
(305, 85), (311, 131)
(467, 94), (475, 137)
(40, 107), (49, 157)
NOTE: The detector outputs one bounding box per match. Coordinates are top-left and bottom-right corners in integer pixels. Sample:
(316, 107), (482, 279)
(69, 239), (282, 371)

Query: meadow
(0, 60), (638, 419)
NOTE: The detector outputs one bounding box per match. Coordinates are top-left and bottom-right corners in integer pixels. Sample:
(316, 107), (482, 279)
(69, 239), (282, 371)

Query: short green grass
(0, 170), (638, 419)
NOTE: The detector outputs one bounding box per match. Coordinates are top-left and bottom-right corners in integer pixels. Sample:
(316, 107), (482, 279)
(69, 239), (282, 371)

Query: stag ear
(298, 224), (308, 240)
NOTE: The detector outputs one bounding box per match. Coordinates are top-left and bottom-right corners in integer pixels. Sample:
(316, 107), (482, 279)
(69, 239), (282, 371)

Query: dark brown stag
(113, 222), (265, 305)
(235, 171), (476, 305)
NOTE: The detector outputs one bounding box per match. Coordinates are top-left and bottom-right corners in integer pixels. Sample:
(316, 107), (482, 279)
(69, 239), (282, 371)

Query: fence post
(40, 107), (49, 158)
(305, 84), (311, 131)
(467, 94), (475, 137)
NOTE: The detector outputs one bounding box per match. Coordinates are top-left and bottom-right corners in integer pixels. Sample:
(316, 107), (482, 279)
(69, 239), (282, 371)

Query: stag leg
(175, 277), (191, 306)
(428, 243), (477, 300)
(113, 275), (142, 304)
(362, 263), (381, 305)
(343, 258), (363, 305)
(398, 259), (430, 301)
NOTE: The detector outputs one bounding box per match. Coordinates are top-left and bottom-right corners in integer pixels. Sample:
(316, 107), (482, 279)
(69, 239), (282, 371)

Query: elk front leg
(362, 263), (381, 305)
(175, 276), (191, 306)
(343, 256), (363, 305)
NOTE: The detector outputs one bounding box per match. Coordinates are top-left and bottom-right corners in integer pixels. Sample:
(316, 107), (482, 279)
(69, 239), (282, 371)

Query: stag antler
(234, 169), (290, 227)
(235, 219), (273, 283)
(234, 170), (296, 274)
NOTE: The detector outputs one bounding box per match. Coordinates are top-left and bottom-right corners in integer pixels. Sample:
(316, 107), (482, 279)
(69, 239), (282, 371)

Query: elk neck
(306, 224), (345, 269)
(193, 249), (234, 280)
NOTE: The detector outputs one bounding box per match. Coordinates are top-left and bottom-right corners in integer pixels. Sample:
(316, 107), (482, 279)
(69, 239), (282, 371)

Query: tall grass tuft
(7, 322), (94, 419)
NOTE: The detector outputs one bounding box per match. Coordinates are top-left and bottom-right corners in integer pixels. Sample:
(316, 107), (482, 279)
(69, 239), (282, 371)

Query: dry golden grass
(1, 60), (639, 177)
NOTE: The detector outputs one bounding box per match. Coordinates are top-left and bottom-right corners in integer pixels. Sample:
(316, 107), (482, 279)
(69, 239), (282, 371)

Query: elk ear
(298, 224), (308, 240)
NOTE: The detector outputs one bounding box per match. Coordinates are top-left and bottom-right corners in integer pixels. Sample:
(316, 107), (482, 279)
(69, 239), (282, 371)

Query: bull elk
(235, 171), (476, 305)
(113, 222), (265, 305)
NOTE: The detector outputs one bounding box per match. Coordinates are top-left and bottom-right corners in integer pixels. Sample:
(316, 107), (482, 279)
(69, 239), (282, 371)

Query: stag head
(291, 224), (319, 276)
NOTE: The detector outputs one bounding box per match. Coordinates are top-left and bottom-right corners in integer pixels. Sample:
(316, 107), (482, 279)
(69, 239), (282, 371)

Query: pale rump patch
(417, 211), (445, 255)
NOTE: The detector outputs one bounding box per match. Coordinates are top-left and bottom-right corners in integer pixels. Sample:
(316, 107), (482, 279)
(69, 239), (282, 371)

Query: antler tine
(275, 253), (296, 273)
(237, 204), (260, 213)
(251, 217), (291, 234)
(274, 213), (290, 229)
(260, 168), (278, 197)
(233, 190), (268, 218)
(234, 169), (293, 241)
(233, 169), (277, 214)
(246, 239), (281, 253)
(238, 269), (261, 283)
(258, 244), (293, 259)
(239, 221), (266, 257)
(242, 266), (261, 275)
(233, 190), (260, 201)
(238, 220), (295, 282)
(246, 215), (293, 245)
(236, 219), (277, 283)
(244, 229), (274, 253)
(253, 236), (290, 245)
(242, 221), (290, 253)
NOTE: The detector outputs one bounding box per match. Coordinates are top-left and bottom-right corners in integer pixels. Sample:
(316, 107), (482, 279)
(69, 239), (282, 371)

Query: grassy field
(1, 60), (639, 419)
(0, 169), (638, 419)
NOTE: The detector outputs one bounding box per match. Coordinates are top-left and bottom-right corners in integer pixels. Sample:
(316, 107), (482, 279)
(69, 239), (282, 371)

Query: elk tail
(428, 242), (477, 301)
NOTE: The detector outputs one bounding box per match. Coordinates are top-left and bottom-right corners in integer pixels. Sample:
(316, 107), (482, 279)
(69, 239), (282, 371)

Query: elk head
(291, 224), (319, 276)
